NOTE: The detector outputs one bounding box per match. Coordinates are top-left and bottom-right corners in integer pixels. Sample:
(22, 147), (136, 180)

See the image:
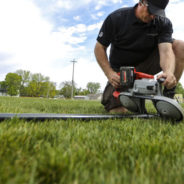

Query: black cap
(147, 0), (169, 17)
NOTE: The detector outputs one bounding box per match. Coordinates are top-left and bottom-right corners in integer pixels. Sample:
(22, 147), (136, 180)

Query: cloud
(0, 0), (104, 89)
(41, 0), (124, 12)
(73, 16), (81, 21)
(0, 0), (183, 91)
(166, 1), (184, 85)
(55, 58), (107, 90)
(0, 0), (72, 81)
(0, 0), (53, 60)
(97, 11), (105, 17)
(56, 22), (102, 46)
(88, 22), (102, 31)
(0, 52), (13, 62)
(167, 1), (184, 40)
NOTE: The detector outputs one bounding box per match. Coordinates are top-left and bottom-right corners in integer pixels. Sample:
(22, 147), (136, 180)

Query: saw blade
(154, 98), (184, 121)
(119, 95), (139, 112)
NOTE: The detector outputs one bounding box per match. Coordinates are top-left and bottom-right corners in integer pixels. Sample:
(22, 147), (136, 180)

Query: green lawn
(0, 96), (184, 184)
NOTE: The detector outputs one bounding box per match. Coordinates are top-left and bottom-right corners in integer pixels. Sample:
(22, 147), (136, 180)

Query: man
(94, 0), (184, 113)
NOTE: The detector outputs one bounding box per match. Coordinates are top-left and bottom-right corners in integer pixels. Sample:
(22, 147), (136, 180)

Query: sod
(0, 96), (184, 184)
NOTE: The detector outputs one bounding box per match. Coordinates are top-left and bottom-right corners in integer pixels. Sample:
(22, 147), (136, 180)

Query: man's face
(139, 1), (155, 23)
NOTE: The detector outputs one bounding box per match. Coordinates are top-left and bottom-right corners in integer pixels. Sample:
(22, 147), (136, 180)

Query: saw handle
(157, 78), (165, 83)
(134, 70), (154, 79)
(117, 69), (154, 79)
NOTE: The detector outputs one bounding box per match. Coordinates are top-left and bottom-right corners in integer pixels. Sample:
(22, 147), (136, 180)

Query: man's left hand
(157, 72), (177, 89)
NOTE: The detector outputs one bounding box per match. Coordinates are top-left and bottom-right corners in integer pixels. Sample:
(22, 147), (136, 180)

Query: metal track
(0, 113), (158, 121)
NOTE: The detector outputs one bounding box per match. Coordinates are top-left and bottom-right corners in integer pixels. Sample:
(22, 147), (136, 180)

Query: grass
(0, 96), (184, 184)
(0, 96), (105, 114)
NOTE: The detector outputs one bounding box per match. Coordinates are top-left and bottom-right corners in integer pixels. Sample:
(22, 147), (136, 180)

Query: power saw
(113, 67), (184, 121)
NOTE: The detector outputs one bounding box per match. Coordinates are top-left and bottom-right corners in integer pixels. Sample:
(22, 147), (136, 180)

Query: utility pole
(71, 59), (77, 99)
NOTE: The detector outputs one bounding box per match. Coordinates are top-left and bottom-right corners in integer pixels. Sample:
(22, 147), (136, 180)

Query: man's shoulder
(111, 7), (133, 14)
(156, 16), (172, 24)
(109, 6), (134, 19)
(155, 16), (173, 29)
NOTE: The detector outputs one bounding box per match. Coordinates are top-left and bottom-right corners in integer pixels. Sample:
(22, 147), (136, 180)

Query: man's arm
(158, 42), (177, 89)
(94, 41), (120, 88)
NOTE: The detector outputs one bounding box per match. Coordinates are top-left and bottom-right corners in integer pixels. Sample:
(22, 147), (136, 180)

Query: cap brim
(148, 2), (165, 17)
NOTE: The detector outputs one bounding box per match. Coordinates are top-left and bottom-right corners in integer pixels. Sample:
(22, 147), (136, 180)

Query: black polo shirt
(97, 4), (173, 69)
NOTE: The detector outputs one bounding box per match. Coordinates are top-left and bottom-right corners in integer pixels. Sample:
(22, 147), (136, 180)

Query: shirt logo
(99, 32), (103, 38)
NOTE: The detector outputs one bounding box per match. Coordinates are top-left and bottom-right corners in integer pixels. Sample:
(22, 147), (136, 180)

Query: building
(0, 87), (7, 96)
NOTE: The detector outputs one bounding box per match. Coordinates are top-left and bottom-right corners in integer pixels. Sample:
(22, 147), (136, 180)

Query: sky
(0, 0), (184, 91)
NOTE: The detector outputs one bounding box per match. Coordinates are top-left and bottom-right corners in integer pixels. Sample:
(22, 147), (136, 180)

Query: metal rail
(0, 113), (158, 121)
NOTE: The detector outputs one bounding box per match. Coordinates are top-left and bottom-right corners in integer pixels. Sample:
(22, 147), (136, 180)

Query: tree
(60, 81), (76, 98)
(3, 70), (56, 98)
(25, 73), (55, 97)
(16, 69), (31, 86)
(32, 73), (49, 83)
(16, 70), (31, 96)
(39, 81), (56, 98)
(47, 82), (57, 98)
(27, 81), (39, 97)
(75, 87), (90, 96)
(0, 81), (7, 89)
(87, 82), (101, 94)
(5, 73), (22, 96)
(26, 80), (56, 98)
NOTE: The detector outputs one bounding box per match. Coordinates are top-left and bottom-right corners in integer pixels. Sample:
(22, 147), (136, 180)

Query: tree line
(1, 69), (183, 98)
(0, 70), (101, 98)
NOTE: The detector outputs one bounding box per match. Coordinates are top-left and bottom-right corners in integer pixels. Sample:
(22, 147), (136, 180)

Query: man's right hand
(107, 70), (120, 88)
(94, 42), (121, 88)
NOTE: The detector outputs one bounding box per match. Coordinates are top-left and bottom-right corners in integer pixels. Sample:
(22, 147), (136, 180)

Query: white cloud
(0, 0), (54, 70)
(50, 0), (93, 11)
(88, 22), (103, 31)
(73, 16), (81, 21)
(57, 26), (87, 45)
(56, 0), (73, 9)
(75, 58), (107, 90)
(97, 11), (105, 17)
(51, 0), (123, 11)
(55, 58), (107, 90)
(0, 0), (71, 81)
(166, 1), (184, 86)
(0, 0), (183, 91)
(167, 1), (184, 40)
(0, 0), (104, 89)
(57, 22), (102, 45)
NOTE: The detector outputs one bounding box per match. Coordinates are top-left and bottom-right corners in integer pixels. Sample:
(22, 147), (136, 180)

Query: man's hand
(107, 70), (120, 88)
(157, 72), (177, 89)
